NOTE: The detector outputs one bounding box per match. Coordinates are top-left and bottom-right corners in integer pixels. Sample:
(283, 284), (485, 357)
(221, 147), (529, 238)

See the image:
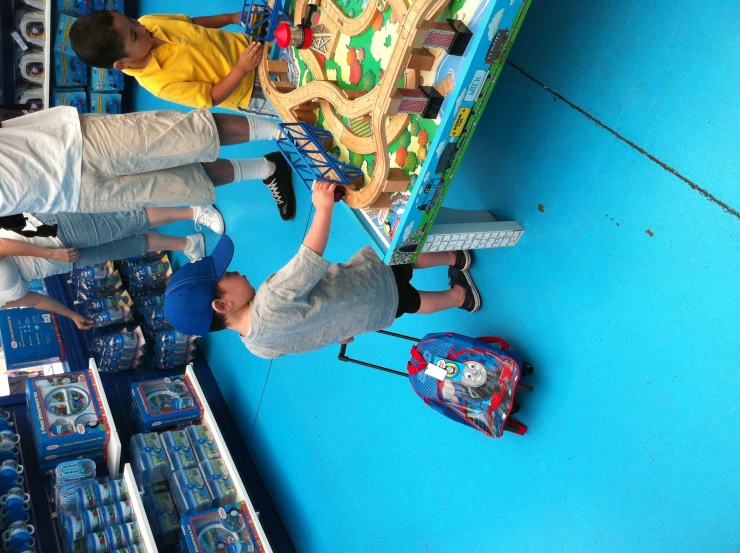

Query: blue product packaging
(74, 271), (124, 301)
(54, 52), (87, 86)
(199, 459), (237, 508)
(54, 459), (96, 486)
(180, 502), (263, 553)
(91, 304), (133, 328)
(169, 467), (211, 517)
(130, 433), (168, 486)
(71, 262), (114, 282)
(104, 523), (138, 549)
(93, 326), (146, 373)
(54, 14), (77, 54)
(52, 88), (87, 114)
(25, 372), (108, 469)
(160, 429), (196, 473)
(143, 491), (179, 546)
(94, 0), (124, 10)
(131, 260), (171, 285)
(58, 0), (94, 17)
(152, 351), (195, 370)
(131, 376), (201, 432)
(186, 425), (220, 463)
(133, 293), (164, 311)
(143, 306), (173, 336)
(119, 252), (163, 276)
(88, 92), (122, 114)
(81, 291), (132, 316)
(56, 479), (96, 512)
(90, 67), (124, 91)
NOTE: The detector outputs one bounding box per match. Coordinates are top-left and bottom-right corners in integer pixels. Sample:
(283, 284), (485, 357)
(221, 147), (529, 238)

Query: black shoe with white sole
(448, 267), (482, 312)
(452, 250), (473, 271)
(263, 152), (296, 221)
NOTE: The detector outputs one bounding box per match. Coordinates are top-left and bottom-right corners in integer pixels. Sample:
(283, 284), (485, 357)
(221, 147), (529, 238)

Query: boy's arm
(303, 181), (337, 257)
(211, 42), (263, 106)
(3, 292), (93, 330)
(0, 237), (80, 263)
(191, 13), (241, 28)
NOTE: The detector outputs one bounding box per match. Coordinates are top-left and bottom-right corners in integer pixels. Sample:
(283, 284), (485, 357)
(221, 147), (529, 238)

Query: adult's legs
(211, 113), (279, 145)
(76, 110), (293, 219)
(71, 232), (201, 268)
(145, 207), (193, 228)
(36, 210), (151, 249)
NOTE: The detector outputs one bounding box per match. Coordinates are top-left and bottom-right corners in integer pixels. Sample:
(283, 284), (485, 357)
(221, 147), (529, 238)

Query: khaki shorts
(76, 109), (220, 212)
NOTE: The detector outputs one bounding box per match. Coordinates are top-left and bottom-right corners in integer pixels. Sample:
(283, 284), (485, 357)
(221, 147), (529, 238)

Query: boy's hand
(237, 42), (263, 72)
(312, 180), (337, 213)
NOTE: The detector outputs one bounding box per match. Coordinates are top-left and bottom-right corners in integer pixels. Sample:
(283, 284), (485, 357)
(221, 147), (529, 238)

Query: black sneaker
(452, 250), (473, 271)
(449, 267), (482, 312)
(263, 152), (296, 221)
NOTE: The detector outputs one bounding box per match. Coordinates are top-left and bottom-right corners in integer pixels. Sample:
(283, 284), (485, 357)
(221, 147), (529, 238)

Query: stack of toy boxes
(26, 371), (110, 471)
(120, 252), (199, 369)
(52, 0), (125, 113)
(132, 423), (237, 544)
(131, 375), (202, 433)
(73, 253), (197, 370)
(180, 501), (265, 553)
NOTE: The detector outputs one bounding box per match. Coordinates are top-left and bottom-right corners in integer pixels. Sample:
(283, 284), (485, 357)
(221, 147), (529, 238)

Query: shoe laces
(265, 178), (284, 204)
(194, 208), (216, 232)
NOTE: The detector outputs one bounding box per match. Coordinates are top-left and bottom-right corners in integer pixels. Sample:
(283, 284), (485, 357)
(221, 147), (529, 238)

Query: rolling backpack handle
(337, 330), (419, 377)
(476, 336), (511, 349)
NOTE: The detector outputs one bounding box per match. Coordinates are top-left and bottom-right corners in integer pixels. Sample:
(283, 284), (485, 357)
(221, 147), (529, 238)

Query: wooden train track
(259, 0), (450, 209)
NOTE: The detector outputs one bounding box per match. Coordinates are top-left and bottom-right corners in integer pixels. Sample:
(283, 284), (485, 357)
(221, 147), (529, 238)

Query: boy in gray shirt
(164, 181), (482, 358)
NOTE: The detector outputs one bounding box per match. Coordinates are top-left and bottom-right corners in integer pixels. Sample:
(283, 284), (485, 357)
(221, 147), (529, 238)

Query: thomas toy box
(88, 92), (121, 114)
(90, 67), (124, 91)
(54, 14), (77, 54)
(58, 0), (93, 17)
(131, 375), (202, 432)
(93, 0), (124, 10)
(26, 371), (109, 470)
(180, 502), (265, 553)
(53, 88), (87, 114)
(54, 52), (87, 86)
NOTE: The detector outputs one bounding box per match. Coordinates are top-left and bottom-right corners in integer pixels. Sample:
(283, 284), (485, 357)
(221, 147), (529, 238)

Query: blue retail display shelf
(2, 274), (296, 553)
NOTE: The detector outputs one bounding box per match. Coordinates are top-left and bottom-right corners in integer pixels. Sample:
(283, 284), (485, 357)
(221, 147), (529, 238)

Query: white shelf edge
(123, 463), (159, 553)
(43, 3), (52, 107)
(185, 364), (275, 553)
(88, 359), (122, 478)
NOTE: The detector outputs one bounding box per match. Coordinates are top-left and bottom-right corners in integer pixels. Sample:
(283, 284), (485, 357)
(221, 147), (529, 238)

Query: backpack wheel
(504, 419), (527, 435)
(523, 362), (534, 376)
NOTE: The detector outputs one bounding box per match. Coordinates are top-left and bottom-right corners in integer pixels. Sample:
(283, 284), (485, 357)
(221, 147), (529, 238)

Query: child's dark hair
(70, 11), (127, 68)
(210, 284), (228, 332)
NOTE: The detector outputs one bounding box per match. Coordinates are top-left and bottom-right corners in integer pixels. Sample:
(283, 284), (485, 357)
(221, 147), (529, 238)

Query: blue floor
(136, 0), (740, 551)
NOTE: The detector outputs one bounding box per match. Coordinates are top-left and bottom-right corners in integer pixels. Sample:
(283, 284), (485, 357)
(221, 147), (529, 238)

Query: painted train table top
(253, 0), (531, 263)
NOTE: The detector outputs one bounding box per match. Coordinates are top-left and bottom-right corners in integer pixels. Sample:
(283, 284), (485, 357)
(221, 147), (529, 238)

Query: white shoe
(184, 233), (205, 262)
(193, 205), (225, 234)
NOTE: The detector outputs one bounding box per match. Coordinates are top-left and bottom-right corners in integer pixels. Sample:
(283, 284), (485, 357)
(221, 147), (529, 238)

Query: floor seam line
(506, 61), (740, 221)
(248, 361), (272, 443)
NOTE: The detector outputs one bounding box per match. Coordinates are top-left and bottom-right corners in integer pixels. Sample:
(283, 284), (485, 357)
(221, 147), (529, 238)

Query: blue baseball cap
(164, 235), (235, 337)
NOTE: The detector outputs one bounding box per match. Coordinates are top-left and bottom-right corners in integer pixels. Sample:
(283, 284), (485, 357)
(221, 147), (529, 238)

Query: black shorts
(391, 264), (421, 318)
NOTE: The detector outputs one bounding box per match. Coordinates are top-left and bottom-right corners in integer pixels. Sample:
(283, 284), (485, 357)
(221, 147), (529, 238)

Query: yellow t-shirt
(123, 14), (254, 111)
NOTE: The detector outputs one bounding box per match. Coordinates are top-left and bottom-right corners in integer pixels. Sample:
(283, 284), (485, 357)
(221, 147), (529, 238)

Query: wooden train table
(245, 0), (531, 264)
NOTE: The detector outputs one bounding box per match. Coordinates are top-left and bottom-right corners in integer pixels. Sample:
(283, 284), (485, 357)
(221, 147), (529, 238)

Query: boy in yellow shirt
(71, 10), (295, 220)
(71, 10), (275, 117)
